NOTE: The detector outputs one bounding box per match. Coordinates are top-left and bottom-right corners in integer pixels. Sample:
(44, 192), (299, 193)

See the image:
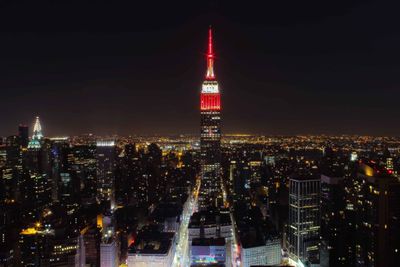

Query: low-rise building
(127, 227), (175, 267)
(188, 210), (232, 240)
(100, 238), (118, 267)
(190, 237), (226, 265)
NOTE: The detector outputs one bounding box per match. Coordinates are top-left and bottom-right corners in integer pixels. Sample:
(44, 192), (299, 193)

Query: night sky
(1, 1), (399, 136)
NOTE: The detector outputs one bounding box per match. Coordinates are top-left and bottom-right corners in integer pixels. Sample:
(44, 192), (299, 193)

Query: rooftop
(128, 226), (174, 256)
(192, 237), (225, 247)
(150, 202), (182, 223)
(189, 210), (231, 228)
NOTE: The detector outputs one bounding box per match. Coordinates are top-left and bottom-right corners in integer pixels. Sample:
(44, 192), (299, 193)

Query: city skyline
(2, 1), (400, 136)
(1, 4), (400, 265)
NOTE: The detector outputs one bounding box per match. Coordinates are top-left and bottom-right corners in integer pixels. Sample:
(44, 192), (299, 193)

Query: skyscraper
(199, 27), (222, 210)
(354, 162), (400, 267)
(24, 116), (52, 209)
(96, 140), (116, 210)
(28, 116), (43, 150)
(320, 174), (353, 266)
(288, 175), (321, 265)
(18, 124), (29, 148)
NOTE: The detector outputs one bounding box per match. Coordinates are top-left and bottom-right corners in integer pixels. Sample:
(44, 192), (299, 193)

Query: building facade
(288, 176), (321, 265)
(100, 239), (118, 267)
(190, 238), (226, 266)
(320, 174), (354, 266)
(199, 27), (223, 210)
(354, 163), (400, 267)
(18, 124), (29, 149)
(265, 238), (282, 265)
(127, 230), (176, 267)
(96, 140), (116, 210)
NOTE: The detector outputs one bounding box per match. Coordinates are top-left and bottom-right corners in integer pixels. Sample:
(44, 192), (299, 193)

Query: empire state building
(199, 27), (222, 210)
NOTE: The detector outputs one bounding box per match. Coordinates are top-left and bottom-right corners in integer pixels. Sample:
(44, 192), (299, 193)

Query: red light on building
(205, 27), (215, 80)
(201, 93), (221, 111)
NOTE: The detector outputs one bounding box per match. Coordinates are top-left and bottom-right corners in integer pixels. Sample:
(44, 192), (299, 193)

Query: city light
(1, 10), (400, 267)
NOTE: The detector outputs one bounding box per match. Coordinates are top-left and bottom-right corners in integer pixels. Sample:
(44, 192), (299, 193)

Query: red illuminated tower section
(199, 27), (222, 210)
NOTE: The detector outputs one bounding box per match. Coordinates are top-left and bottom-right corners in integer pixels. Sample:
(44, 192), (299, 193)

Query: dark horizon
(1, 1), (400, 136)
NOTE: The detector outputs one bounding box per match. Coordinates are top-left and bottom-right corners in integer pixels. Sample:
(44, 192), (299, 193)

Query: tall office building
(5, 135), (20, 167)
(354, 163), (400, 267)
(199, 27), (222, 210)
(24, 116), (52, 209)
(50, 138), (71, 202)
(18, 124), (29, 148)
(96, 140), (116, 210)
(72, 144), (97, 204)
(320, 174), (354, 266)
(3, 135), (21, 203)
(288, 175), (321, 265)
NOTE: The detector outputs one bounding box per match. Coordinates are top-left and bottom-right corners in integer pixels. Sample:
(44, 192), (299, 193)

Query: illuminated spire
(32, 116), (43, 140)
(206, 26), (215, 80)
(28, 116), (43, 149)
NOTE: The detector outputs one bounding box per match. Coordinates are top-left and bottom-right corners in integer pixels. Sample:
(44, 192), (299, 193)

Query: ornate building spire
(206, 26), (215, 80)
(32, 116), (43, 140)
(28, 116), (43, 149)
